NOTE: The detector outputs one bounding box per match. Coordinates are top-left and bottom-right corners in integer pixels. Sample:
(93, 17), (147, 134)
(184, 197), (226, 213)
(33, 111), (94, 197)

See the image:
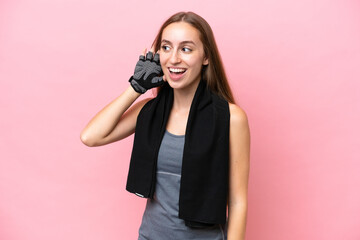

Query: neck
(172, 78), (201, 112)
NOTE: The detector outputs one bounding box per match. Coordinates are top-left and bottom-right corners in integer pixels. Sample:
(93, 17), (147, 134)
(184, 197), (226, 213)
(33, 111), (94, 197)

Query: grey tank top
(138, 130), (228, 240)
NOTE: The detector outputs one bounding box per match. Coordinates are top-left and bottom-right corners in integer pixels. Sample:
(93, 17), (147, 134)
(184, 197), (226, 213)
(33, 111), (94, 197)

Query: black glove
(128, 51), (164, 94)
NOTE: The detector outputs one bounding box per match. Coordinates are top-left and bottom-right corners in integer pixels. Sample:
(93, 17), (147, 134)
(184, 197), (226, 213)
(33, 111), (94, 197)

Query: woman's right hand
(128, 47), (166, 94)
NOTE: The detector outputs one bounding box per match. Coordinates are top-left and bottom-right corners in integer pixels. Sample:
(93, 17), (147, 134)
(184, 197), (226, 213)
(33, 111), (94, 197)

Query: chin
(166, 80), (182, 89)
(168, 80), (199, 92)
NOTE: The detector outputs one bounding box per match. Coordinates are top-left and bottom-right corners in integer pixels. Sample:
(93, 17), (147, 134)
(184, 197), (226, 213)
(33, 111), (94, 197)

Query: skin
(227, 103), (250, 240)
(80, 21), (250, 240)
(158, 22), (209, 135)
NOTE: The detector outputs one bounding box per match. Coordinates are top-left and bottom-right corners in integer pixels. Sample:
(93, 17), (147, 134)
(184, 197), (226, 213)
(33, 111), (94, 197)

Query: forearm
(80, 86), (140, 144)
(227, 202), (248, 240)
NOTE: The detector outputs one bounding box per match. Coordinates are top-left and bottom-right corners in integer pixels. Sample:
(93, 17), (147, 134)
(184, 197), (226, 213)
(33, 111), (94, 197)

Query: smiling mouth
(168, 67), (187, 74)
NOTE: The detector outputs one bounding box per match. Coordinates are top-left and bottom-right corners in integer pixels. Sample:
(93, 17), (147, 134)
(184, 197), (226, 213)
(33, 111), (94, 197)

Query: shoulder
(228, 103), (249, 132)
(229, 103), (248, 121)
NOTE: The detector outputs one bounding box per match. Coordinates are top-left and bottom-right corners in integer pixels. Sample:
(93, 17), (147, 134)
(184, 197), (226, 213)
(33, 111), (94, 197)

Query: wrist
(128, 84), (143, 95)
(126, 85), (142, 101)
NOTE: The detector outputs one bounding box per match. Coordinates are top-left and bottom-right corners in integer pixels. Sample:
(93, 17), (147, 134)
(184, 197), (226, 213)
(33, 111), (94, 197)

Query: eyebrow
(161, 39), (196, 46)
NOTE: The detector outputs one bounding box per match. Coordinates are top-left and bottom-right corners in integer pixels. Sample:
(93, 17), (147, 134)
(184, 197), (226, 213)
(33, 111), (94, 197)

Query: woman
(81, 11), (250, 240)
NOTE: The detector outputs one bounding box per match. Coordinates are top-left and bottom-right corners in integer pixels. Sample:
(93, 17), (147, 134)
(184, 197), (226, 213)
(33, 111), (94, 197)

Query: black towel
(126, 79), (230, 226)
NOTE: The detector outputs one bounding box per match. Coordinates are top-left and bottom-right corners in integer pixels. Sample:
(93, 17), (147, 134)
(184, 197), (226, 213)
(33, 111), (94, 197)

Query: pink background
(1, 0), (359, 239)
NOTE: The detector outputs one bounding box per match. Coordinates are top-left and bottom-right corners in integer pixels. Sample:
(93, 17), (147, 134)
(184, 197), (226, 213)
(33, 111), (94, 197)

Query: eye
(161, 45), (170, 51)
(182, 47), (192, 52)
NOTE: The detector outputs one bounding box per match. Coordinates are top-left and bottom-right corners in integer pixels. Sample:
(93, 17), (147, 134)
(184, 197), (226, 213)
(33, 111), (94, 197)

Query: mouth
(168, 67), (187, 80)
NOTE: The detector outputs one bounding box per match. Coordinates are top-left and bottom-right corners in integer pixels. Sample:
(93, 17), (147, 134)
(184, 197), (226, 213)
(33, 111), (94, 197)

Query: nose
(169, 49), (181, 64)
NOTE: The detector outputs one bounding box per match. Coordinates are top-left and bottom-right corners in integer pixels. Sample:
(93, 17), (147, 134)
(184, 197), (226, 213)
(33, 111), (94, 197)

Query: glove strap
(129, 76), (147, 94)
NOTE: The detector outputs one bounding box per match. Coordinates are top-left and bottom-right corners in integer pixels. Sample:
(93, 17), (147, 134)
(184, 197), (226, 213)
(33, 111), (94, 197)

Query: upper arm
(228, 103), (251, 207)
(94, 97), (153, 146)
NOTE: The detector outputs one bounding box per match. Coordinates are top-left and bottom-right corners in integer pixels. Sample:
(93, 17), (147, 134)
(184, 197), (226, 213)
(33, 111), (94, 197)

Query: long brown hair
(152, 11), (235, 104)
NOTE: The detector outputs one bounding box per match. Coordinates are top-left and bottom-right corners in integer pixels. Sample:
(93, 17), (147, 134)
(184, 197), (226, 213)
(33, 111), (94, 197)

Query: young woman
(81, 11), (250, 240)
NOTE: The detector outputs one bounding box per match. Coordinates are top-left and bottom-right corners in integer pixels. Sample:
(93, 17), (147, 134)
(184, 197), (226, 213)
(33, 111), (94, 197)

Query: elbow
(80, 132), (96, 147)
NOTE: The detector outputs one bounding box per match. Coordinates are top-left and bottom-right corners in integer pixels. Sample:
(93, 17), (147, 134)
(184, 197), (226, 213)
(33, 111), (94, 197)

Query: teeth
(169, 68), (186, 73)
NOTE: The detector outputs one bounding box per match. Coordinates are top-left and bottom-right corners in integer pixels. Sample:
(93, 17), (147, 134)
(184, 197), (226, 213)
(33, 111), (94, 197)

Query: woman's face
(159, 22), (208, 90)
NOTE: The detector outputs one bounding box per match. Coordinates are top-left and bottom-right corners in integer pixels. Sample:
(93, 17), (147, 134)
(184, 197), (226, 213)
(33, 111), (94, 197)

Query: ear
(203, 57), (209, 66)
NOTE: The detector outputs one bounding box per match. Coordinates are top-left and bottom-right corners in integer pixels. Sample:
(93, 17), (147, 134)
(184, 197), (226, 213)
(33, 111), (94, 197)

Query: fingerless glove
(129, 51), (164, 94)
